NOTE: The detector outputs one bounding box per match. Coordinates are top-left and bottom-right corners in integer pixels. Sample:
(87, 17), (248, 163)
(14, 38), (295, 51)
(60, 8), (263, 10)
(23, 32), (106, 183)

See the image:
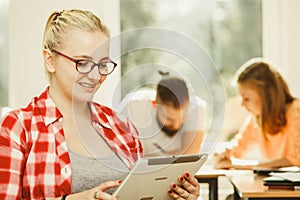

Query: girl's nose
(88, 65), (101, 80)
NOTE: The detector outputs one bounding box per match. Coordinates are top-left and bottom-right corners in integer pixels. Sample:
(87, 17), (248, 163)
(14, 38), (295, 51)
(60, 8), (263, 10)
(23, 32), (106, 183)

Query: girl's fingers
(98, 180), (122, 191)
(92, 180), (122, 200)
(169, 183), (191, 199)
(178, 173), (200, 196)
(168, 172), (200, 199)
(182, 172), (199, 188)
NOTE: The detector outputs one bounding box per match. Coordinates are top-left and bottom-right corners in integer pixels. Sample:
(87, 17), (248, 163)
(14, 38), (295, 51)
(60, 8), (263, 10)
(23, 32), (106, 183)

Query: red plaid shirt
(0, 88), (143, 199)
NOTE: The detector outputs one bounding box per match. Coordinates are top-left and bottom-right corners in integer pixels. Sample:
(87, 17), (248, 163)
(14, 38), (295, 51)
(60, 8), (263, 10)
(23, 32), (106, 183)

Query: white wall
(263, 0), (300, 98)
(8, 0), (120, 108)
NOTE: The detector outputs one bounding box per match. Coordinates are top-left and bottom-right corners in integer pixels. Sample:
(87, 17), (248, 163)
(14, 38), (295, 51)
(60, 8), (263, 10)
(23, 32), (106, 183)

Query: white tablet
(112, 153), (208, 200)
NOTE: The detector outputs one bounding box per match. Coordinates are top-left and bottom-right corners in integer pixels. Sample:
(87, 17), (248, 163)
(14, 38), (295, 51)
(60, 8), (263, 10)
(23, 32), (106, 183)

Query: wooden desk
(229, 172), (300, 199)
(195, 170), (225, 200)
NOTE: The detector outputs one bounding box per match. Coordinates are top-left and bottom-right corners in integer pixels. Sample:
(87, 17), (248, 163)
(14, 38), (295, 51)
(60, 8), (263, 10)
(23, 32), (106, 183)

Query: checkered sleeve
(0, 113), (26, 199)
(126, 117), (144, 160)
(109, 112), (144, 169)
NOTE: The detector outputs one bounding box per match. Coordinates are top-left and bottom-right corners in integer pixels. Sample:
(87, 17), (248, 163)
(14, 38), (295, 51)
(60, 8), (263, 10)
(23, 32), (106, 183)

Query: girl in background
(215, 58), (300, 169)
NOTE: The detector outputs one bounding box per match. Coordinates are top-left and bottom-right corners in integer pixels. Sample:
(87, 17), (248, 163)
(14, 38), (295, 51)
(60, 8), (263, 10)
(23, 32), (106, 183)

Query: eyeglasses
(51, 50), (117, 75)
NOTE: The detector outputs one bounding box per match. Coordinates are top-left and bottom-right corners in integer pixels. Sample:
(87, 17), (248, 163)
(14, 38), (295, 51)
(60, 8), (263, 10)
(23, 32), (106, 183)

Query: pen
(153, 142), (166, 153)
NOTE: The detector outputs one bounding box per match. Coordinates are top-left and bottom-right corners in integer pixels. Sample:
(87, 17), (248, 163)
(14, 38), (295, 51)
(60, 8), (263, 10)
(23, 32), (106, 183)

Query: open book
(253, 166), (300, 176)
(263, 167), (300, 189)
(270, 171), (300, 182)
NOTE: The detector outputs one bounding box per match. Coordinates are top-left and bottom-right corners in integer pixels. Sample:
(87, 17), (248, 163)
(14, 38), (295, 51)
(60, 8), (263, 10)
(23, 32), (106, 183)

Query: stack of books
(263, 175), (300, 190)
(262, 167), (300, 190)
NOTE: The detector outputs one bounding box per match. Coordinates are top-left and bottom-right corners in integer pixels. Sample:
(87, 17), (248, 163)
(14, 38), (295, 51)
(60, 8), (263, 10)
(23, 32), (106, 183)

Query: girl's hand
(214, 148), (233, 169)
(67, 180), (122, 200)
(168, 172), (200, 200)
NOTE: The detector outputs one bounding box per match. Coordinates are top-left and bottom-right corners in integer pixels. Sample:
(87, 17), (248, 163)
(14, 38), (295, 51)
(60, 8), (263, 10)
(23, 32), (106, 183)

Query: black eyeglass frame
(51, 49), (117, 75)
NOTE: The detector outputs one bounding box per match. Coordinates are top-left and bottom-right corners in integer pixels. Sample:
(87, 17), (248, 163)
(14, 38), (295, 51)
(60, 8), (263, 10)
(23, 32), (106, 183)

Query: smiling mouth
(79, 82), (97, 89)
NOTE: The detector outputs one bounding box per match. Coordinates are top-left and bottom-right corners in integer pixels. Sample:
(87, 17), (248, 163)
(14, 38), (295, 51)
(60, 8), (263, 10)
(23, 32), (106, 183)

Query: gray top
(69, 150), (128, 194)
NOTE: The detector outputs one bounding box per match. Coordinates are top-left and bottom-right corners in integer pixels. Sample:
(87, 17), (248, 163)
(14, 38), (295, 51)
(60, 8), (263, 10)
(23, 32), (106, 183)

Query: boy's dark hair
(156, 76), (189, 108)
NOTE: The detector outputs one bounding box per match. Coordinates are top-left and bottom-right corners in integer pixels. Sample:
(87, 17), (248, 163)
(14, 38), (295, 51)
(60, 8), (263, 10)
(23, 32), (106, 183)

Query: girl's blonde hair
(43, 9), (109, 50)
(43, 9), (110, 80)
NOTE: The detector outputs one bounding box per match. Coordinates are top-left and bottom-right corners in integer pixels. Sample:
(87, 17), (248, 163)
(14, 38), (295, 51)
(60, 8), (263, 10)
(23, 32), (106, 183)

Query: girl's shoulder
(286, 99), (300, 120)
(90, 101), (126, 121)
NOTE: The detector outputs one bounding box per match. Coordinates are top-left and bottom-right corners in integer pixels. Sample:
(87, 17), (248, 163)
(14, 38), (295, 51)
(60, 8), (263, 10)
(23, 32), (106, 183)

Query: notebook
(253, 166), (300, 176)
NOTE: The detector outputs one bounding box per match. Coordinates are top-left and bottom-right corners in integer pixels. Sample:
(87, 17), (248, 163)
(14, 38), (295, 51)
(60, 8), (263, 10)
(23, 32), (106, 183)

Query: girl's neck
(48, 86), (90, 119)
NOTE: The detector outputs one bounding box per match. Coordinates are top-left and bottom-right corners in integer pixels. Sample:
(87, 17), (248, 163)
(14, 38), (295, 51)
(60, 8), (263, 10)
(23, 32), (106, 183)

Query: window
(0, 0), (9, 107)
(120, 0), (262, 99)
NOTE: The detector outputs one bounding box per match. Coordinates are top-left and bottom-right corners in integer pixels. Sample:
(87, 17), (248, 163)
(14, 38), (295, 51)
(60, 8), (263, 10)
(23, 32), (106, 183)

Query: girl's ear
(43, 49), (56, 73)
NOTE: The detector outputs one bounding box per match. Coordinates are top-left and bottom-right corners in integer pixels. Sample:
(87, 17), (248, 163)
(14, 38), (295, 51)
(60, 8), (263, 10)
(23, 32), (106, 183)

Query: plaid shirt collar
(36, 88), (63, 126)
(37, 88), (112, 130)
(89, 102), (112, 129)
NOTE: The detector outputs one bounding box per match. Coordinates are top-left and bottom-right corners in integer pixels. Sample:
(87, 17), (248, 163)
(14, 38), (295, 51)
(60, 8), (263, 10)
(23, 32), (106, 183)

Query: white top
(118, 89), (206, 156)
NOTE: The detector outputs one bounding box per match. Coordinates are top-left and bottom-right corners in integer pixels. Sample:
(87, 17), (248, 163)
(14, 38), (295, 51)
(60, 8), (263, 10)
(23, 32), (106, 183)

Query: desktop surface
(230, 172), (300, 199)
